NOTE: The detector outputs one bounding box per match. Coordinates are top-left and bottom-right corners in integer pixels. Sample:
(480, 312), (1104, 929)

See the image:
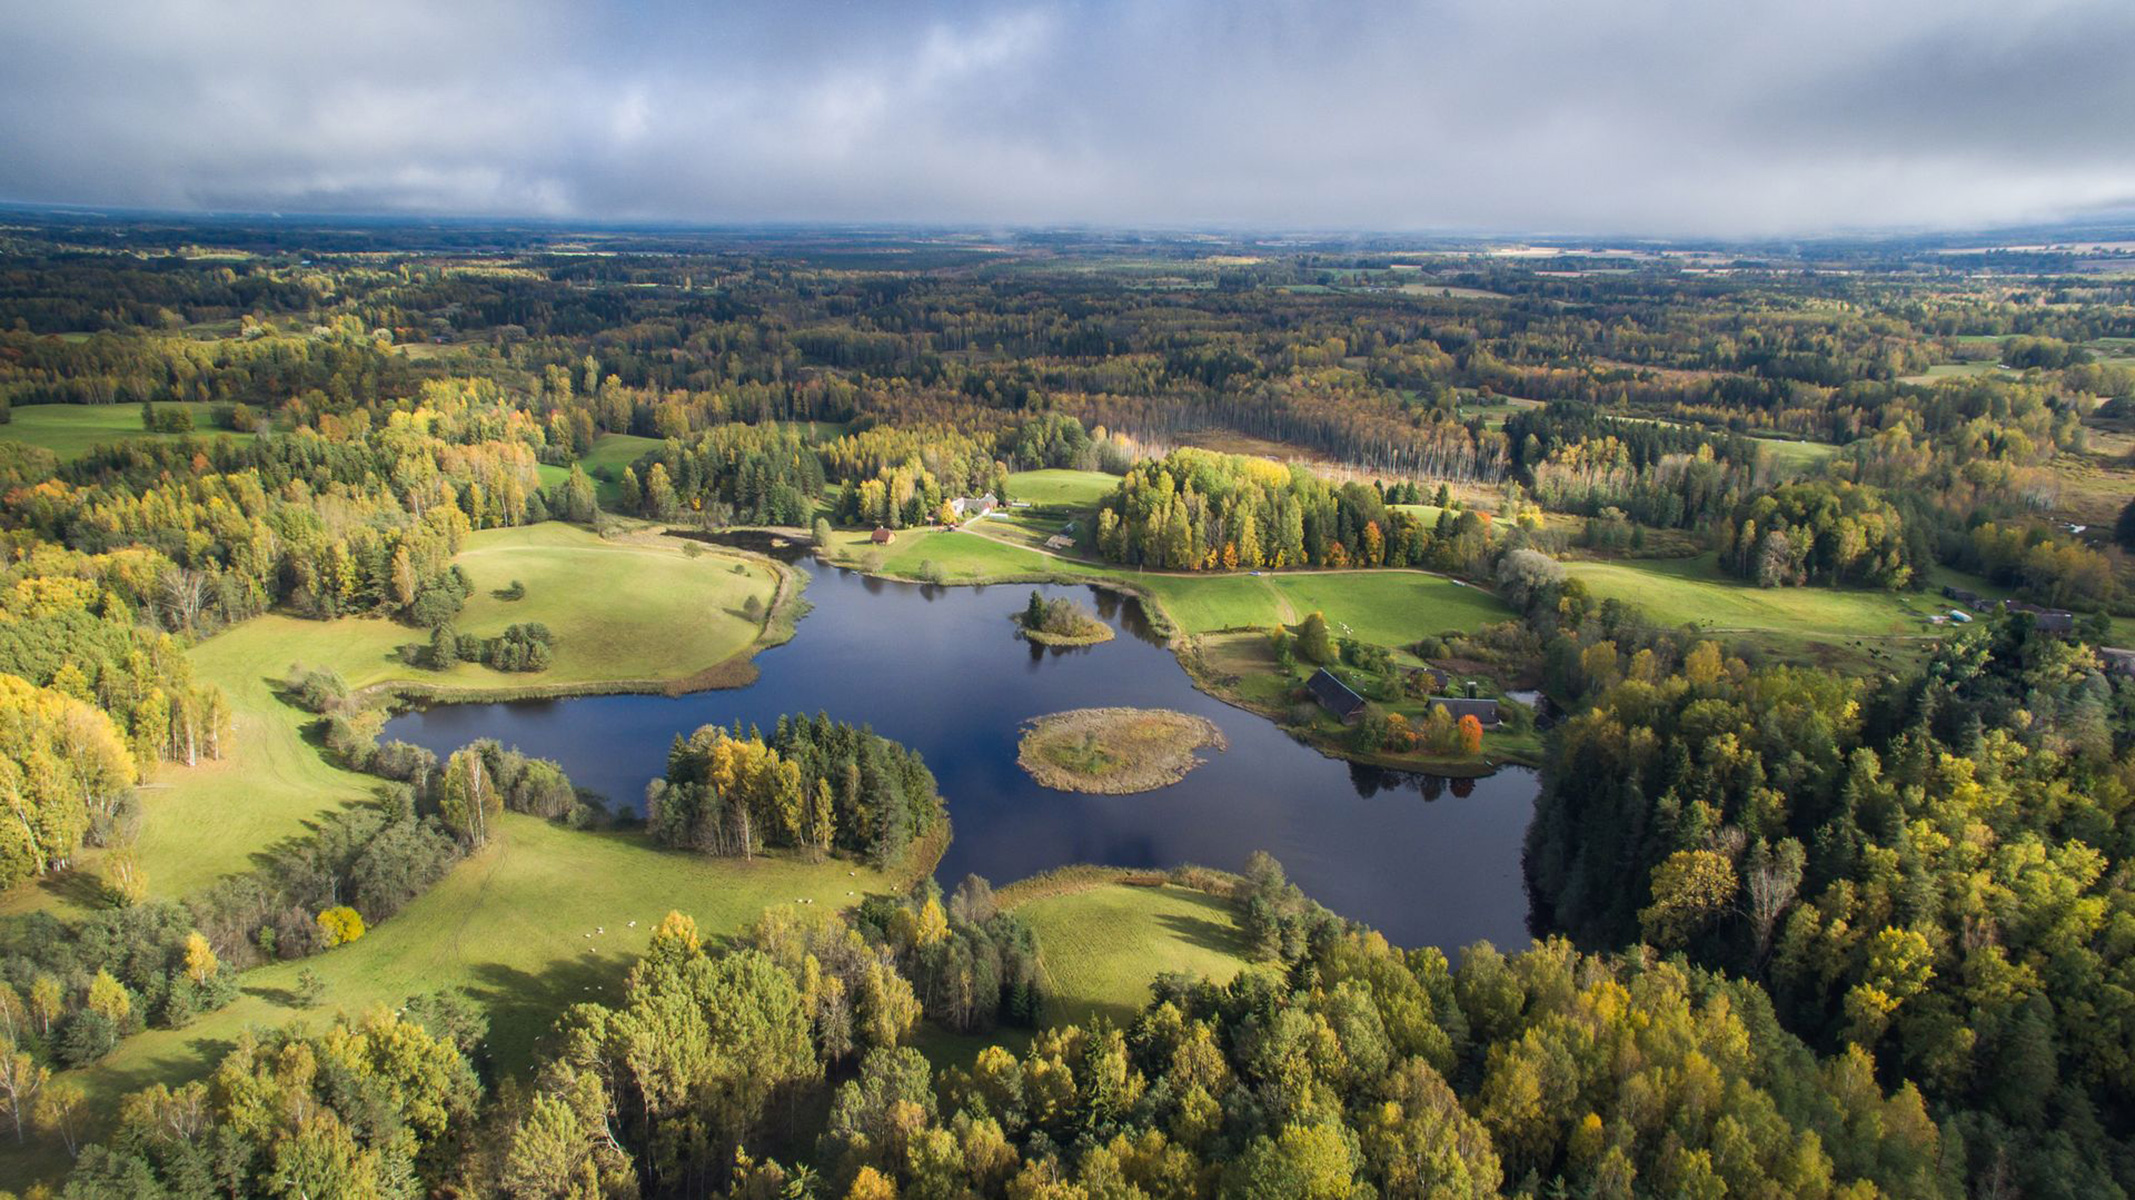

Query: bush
(286, 666), (350, 713)
(492, 580), (527, 601)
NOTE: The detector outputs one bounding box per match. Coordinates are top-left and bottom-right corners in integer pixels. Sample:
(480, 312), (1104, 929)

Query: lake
(383, 555), (1538, 951)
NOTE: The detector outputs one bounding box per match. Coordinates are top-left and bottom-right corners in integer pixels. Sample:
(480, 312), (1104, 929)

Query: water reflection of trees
(1347, 764), (1478, 801)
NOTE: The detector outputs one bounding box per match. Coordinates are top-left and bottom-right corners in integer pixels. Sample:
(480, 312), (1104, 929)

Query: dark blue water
(382, 558), (1537, 951)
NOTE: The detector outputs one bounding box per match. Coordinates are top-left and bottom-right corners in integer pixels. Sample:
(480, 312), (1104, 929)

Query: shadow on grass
(21, 868), (111, 913)
(243, 982), (303, 1008)
(1150, 893), (1251, 960)
(466, 952), (635, 1075)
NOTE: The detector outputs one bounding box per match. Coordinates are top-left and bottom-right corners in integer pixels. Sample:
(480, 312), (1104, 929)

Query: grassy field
(0, 402), (231, 461)
(1266, 572), (1509, 645)
(571, 433), (666, 504)
(6, 524), (783, 910)
(1559, 553), (2059, 664)
(0, 816), (894, 1191)
(818, 527), (1514, 646)
(1004, 469), (1118, 508)
(1752, 436), (1839, 475)
(1011, 882), (1255, 1027)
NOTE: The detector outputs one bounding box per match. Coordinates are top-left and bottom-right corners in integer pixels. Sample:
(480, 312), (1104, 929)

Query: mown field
(0, 401), (231, 461)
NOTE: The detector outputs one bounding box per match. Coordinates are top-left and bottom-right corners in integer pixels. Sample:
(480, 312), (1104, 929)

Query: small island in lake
(1018, 706), (1228, 794)
(1016, 590), (1115, 647)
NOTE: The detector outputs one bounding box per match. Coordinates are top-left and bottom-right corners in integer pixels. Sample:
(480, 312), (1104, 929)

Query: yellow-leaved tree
(0, 672), (136, 890)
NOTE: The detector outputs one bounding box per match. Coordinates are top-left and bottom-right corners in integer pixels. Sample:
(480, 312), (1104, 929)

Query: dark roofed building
(2001, 599), (2075, 635)
(1942, 584), (1986, 607)
(1408, 666), (1451, 693)
(1429, 696), (1501, 728)
(1307, 668), (1367, 724)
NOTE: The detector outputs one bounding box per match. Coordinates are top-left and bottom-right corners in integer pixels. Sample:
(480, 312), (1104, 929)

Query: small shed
(1044, 534), (1075, 550)
(870, 527), (895, 545)
(1307, 668), (1367, 724)
(1407, 666), (1451, 694)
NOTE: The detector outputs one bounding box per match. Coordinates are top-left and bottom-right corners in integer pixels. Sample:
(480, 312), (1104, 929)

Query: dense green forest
(0, 217), (2132, 1196)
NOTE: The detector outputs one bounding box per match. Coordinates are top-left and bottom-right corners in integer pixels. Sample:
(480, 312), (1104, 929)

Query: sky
(2, 0), (2131, 237)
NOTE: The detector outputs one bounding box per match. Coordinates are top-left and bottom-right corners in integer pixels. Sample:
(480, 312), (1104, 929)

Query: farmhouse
(2100, 647), (2135, 678)
(949, 493), (999, 519)
(1307, 668), (1367, 724)
(2001, 599), (2075, 635)
(1428, 696), (1501, 728)
(870, 527), (895, 545)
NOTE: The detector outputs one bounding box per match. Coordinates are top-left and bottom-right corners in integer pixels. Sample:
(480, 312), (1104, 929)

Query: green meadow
(0, 402), (231, 461)
(1009, 881), (1255, 1027)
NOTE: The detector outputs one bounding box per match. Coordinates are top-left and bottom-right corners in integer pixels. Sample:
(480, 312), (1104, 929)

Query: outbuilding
(1307, 668), (1367, 724)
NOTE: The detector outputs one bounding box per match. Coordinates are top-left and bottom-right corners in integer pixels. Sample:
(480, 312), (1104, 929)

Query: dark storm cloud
(1, 0), (2131, 235)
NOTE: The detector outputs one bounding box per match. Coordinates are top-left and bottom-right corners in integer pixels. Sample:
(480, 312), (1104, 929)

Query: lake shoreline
(805, 532), (1530, 777)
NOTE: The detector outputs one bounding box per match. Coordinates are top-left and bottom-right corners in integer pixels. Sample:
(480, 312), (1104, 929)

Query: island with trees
(1014, 590), (1115, 647)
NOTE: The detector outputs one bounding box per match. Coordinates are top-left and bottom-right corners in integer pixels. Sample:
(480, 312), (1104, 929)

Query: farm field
(570, 432), (665, 503)
(0, 401), (231, 461)
(1265, 571), (1510, 645)
(1752, 435), (1840, 474)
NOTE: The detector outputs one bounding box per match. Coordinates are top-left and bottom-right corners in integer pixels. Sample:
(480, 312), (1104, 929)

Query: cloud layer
(2, 0), (2131, 235)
